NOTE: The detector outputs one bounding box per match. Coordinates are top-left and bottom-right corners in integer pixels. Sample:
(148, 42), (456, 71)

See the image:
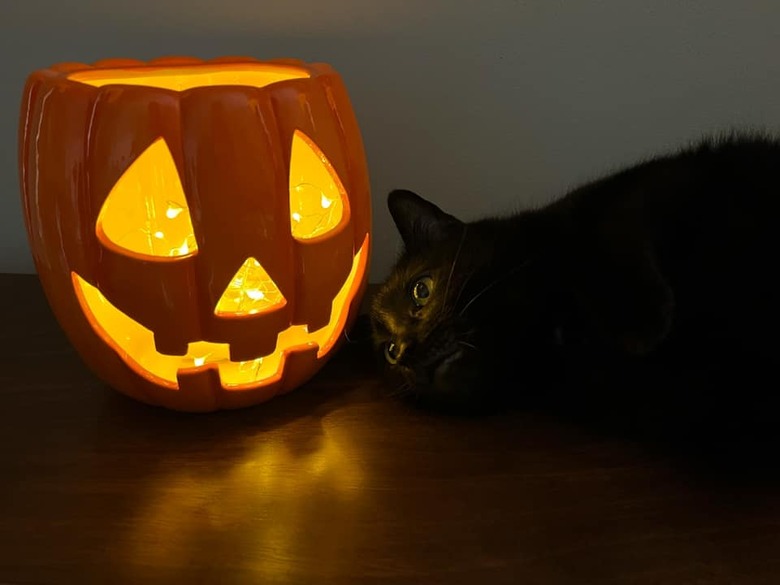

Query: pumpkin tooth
(228, 339), (274, 363)
(153, 333), (189, 357)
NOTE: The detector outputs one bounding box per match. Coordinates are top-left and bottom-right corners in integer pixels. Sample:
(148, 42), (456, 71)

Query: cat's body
(370, 134), (780, 421)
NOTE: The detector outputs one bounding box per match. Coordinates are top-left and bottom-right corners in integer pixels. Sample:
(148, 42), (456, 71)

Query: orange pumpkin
(19, 56), (371, 412)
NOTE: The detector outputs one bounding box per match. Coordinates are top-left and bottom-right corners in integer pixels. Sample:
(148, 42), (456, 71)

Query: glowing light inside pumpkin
(96, 138), (197, 260)
(71, 236), (368, 389)
(68, 63), (309, 91)
(214, 257), (287, 317)
(289, 130), (348, 240)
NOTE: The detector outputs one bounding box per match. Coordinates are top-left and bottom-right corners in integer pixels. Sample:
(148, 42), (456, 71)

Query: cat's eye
(411, 276), (434, 308)
(384, 341), (401, 365)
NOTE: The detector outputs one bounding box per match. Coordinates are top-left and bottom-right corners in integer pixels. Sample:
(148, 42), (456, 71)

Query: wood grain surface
(2, 273), (780, 584)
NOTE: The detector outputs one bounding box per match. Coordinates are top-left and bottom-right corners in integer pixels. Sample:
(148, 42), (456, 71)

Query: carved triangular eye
(214, 257), (287, 317)
(97, 138), (198, 259)
(289, 130), (349, 241)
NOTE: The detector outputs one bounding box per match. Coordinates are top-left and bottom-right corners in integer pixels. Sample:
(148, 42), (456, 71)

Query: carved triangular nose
(214, 257), (287, 317)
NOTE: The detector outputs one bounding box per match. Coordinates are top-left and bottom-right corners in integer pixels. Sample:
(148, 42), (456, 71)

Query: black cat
(370, 133), (780, 421)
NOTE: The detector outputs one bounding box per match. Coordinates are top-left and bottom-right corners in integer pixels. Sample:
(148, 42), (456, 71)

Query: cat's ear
(387, 189), (462, 251)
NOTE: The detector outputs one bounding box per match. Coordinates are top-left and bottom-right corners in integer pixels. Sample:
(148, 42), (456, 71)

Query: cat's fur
(370, 134), (780, 420)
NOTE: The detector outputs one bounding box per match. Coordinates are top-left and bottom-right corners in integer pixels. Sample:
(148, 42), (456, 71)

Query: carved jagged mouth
(72, 237), (368, 390)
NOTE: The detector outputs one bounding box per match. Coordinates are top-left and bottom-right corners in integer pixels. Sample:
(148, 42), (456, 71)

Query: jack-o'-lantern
(19, 56), (371, 412)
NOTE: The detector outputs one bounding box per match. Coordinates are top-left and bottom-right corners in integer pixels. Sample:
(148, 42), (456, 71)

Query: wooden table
(2, 273), (780, 584)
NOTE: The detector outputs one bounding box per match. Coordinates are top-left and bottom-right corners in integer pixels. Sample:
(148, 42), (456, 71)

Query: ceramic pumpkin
(19, 56), (371, 412)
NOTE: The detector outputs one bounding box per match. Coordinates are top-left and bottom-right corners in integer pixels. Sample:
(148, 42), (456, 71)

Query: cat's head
(370, 190), (546, 414)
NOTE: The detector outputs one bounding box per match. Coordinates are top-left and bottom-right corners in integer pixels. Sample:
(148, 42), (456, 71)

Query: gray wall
(3, 1), (780, 281)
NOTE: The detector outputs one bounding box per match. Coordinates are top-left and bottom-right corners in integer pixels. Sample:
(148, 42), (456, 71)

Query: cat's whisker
(439, 225), (469, 319)
(458, 262), (530, 317)
(458, 340), (479, 351)
(342, 328), (366, 344)
(385, 383), (411, 398)
(458, 277), (505, 317)
(385, 376), (418, 399)
(451, 269), (476, 313)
